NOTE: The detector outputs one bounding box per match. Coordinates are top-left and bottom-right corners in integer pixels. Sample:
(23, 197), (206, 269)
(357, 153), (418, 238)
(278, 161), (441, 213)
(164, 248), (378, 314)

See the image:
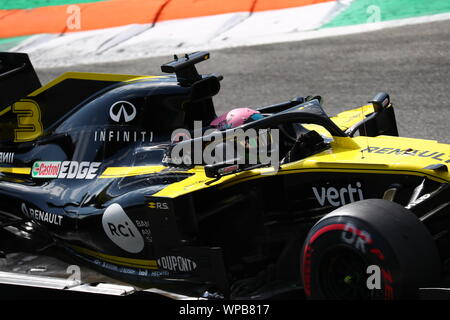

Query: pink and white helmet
(210, 108), (263, 130)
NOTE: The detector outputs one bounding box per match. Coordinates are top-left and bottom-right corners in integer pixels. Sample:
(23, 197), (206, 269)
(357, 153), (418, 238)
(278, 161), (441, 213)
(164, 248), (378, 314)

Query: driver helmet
(210, 108), (263, 130)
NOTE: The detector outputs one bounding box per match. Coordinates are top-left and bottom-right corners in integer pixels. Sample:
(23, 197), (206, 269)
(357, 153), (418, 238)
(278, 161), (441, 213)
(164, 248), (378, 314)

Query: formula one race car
(0, 51), (449, 300)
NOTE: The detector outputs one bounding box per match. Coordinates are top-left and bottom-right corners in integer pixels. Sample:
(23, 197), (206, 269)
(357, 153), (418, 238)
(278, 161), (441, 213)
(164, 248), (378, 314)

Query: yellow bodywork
(4, 106), (449, 198)
(331, 104), (376, 132)
(92, 133), (449, 199)
(143, 104), (450, 198)
(147, 135), (450, 199)
(1, 82), (448, 198)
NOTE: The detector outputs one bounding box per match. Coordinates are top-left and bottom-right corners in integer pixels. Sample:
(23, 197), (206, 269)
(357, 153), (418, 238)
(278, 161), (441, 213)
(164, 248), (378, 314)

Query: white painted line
(11, 4), (450, 69)
(109, 12), (250, 60)
(213, 2), (342, 41)
(12, 2), (346, 68)
(213, 11), (450, 49)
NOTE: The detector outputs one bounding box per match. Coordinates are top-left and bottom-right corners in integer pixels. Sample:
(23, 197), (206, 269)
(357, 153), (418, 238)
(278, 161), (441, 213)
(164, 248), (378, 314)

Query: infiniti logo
(109, 101), (137, 123)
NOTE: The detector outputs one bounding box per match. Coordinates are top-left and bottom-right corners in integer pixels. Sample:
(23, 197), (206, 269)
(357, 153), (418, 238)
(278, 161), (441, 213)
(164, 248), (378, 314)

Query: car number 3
(12, 99), (43, 142)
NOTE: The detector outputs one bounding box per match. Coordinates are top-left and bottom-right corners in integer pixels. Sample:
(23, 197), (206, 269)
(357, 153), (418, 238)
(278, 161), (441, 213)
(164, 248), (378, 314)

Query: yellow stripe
(312, 162), (389, 169)
(225, 167), (450, 187)
(153, 163), (449, 198)
(0, 167), (31, 175)
(152, 166), (239, 198)
(71, 245), (158, 270)
(0, 165), (174, 178)
(0, 106), (11, 117)
(29, 72), (162, 97)
(125, 76), (168, 83)
(99, 165), (167, 178)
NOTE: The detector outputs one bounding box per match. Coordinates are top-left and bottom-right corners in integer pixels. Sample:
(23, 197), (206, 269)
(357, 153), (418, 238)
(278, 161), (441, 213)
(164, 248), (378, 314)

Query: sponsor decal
(102, 203), (144, 253)
(92, 259), (169, 277)
(109, 101), (136, 123)
(32, 161), (101, 179)
(0, 152), (14, 164)
(21, 202), (63, 226)
(341, 223), (372, 254)
(157, 256), (197, 273)
(312, 182), (364, 207)
(218, 164), (239, 175)
(32, 161), (61, 178)
(148, 201), (169, 210)
(135, 219), (152, 243)
(93, 129), (153, 143)
(363, 146), (450, 163)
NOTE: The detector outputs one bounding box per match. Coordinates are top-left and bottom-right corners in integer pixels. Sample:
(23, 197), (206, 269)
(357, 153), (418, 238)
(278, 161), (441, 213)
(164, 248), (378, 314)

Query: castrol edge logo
(32, 161), (101, 179)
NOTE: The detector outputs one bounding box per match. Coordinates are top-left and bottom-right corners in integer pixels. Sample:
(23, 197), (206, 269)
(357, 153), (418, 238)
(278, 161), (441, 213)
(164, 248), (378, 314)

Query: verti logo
(109, 101), (136, 123)
(312, 182), (364, 207)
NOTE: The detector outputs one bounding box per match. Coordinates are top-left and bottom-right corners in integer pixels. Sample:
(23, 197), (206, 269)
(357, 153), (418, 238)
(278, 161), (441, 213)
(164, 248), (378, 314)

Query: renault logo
(109, 101), (137, 123)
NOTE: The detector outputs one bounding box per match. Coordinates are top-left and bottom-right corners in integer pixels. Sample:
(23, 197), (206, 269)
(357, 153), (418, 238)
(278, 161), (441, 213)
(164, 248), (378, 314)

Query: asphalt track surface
(37, 19), (450, 144)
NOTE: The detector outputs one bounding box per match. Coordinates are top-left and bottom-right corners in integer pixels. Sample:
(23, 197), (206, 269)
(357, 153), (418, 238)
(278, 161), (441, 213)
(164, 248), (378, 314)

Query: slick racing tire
(301, 199), (441, 300)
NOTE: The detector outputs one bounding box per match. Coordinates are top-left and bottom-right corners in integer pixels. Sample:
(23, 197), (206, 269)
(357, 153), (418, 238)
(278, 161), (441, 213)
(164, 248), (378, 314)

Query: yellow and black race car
(0, 51), (448, 300)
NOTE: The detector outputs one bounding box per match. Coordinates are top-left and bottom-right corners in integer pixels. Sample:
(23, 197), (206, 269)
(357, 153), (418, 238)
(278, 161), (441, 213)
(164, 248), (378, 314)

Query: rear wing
(0, 52), (41, 109)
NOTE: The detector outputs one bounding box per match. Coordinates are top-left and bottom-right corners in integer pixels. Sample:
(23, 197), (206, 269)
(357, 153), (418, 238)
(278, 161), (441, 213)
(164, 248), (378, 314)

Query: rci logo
(102, 203), (144, 253)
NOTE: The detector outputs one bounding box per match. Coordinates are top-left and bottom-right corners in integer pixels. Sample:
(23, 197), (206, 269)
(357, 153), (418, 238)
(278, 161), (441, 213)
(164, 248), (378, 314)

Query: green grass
(323, 0), (450, 28)
(0, 35), (31, 51)
(0, 0), (108, 10)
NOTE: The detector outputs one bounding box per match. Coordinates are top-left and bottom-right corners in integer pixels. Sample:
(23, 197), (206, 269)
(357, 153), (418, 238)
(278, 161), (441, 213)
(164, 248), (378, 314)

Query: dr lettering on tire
(301, 199), (441, 299)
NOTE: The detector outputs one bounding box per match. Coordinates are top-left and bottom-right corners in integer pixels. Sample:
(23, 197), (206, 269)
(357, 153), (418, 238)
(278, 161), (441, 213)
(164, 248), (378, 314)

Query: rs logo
(148, 202), (169, 210)
(12, 100), (43, 142)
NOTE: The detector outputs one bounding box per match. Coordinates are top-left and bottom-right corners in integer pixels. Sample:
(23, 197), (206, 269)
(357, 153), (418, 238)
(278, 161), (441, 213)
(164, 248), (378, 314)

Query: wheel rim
(318, 246), (373, 300)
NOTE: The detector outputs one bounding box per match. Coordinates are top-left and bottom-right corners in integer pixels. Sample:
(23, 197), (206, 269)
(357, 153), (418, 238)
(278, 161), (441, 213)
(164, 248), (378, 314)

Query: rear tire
(301, 199), (441, 299)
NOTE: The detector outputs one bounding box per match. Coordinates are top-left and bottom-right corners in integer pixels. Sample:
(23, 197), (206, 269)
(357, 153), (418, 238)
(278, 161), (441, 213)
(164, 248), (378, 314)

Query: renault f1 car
(0, 51), (449, 300)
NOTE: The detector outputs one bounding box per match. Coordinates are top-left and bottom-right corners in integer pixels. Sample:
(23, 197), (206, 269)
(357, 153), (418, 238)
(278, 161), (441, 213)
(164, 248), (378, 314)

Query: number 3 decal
(12, 99), (43, 142)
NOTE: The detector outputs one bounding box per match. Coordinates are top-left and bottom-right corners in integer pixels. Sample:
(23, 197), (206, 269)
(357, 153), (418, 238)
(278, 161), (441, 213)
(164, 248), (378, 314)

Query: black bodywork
(0, 52), (449, 299)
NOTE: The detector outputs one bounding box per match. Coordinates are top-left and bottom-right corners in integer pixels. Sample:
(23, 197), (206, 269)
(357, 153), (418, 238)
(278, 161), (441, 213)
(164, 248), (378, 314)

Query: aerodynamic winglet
(0, 52), (41, 110)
